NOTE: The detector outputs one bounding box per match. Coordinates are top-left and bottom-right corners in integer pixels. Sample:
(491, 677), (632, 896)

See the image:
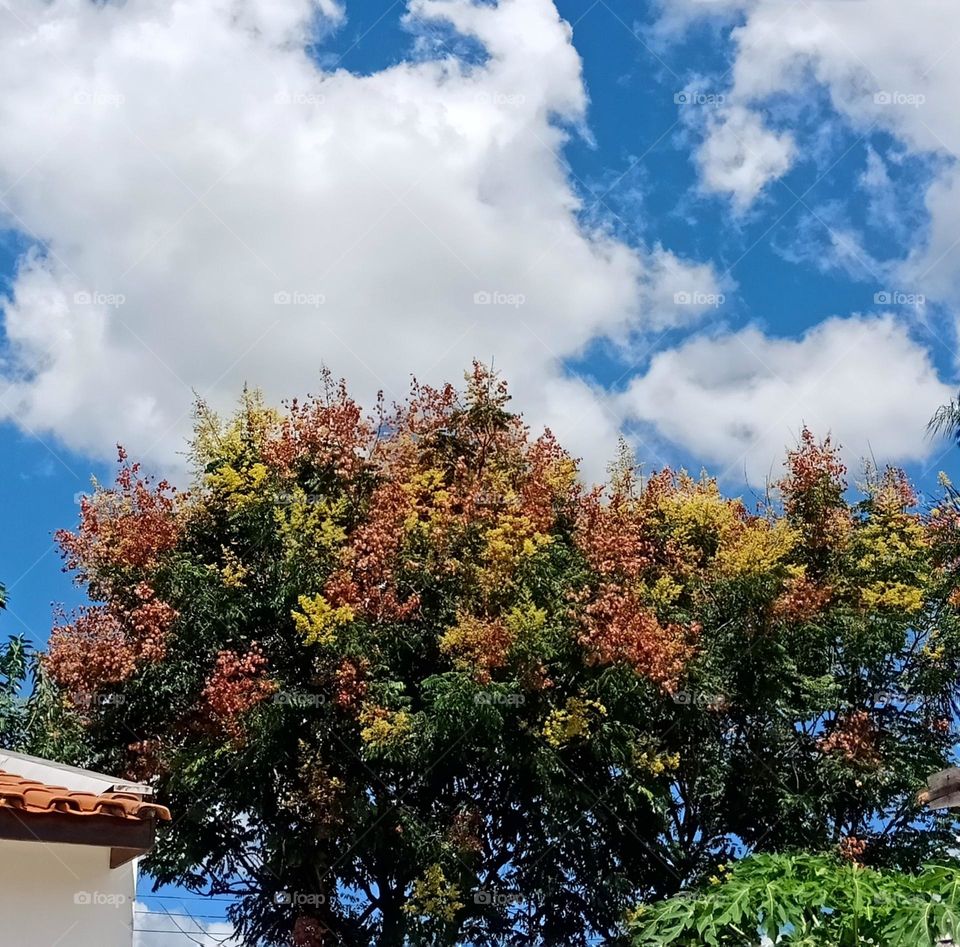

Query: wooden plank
(109, 846), (145, 869)
(0, 806), (154, 851)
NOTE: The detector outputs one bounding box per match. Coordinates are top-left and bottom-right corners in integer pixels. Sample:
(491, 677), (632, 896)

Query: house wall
(0, 838), (135, 946)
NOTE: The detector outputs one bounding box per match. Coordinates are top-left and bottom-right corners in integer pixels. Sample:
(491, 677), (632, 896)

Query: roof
(0, 770), (170, 821)
(0, 754), (170, 868)
(0, 749), (152, 795)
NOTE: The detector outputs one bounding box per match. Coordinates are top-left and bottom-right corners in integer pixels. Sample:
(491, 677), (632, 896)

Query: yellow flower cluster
(438, 614), (512, 682)
(484, 514), (553, 564)
(401, 468), (460, 539)
(544, 456), (578, 495)
(206, 462), (269, 509)
(633, 748), (681, 777)
(713, 519), (798, 580)
(708, 863), (730, 886)
(640, 575), (683, 611)
(855, 511), (928, 613)
(403, 864), (464, 923)
(220, 546), (249, 589)
(922, 630), (945, 664)
(292, 593), (355, 646)
(856, 516), (928, 572)
(542, 698), (607, 749)
(275, 490), (347, 563)
(190, 390), (280, 470)
(860, 581), (925, 613)
(657, 475), (798, 580)
(657, 477), (740, 550)
(505, 601), (548, 639)
(359, 705), (414, 749)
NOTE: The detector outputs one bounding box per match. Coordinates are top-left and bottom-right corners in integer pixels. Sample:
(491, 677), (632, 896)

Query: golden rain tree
(39, 367), (960, 946)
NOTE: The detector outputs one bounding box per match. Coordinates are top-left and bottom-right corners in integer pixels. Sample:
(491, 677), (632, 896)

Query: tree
(0, 584), (81, 756)
(629, 853), (960, 946)
(42, 367), (960, 945)
(930, 393), (960, 445)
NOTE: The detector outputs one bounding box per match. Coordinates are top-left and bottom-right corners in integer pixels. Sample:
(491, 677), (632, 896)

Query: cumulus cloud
(658, 0), (960, 313)
(697, 105), (794, 210)
(620, 315), (953, 483)
(0, 0), (722, 482)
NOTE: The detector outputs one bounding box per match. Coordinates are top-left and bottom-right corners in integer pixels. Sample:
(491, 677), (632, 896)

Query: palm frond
(928, 395), (960, 443)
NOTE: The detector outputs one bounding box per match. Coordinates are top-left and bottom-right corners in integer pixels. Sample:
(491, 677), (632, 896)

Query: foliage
(929, 392), (960, 446)
(42, 368), (960, 946)
(630, 853), (960, 946)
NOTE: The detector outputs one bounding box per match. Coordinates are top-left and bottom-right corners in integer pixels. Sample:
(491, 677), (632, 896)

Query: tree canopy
(39, 366), (960, 945)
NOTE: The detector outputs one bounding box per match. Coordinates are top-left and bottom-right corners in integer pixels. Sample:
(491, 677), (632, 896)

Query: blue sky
(1, 1), (960, 937)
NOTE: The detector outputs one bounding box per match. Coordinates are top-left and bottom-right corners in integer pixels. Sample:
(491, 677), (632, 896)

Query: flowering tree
(43, 367), (960, 945)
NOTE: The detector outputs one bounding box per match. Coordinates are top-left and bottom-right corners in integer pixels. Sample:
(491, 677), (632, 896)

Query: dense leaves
(630, 853), (960, 946)
(42, 367), (960, 945)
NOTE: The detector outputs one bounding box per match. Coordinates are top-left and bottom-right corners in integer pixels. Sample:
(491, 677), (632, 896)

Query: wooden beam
(110, 846), (146, 869)
(0, 807), (155, 852)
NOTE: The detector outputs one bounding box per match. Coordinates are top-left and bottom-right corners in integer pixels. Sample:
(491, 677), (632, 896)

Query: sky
(2, 0), (960, 941)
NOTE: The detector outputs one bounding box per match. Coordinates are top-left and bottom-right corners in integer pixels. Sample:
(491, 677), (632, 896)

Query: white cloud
(697, 105), (795, 210)
(0, 0), (721, 483)
(133, 901), (239, 946)
(658, 0), (960, 319)
(620, 315), (953, 484)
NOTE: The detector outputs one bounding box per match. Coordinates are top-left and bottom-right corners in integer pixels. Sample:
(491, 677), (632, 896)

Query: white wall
(0, 838), (135, 946)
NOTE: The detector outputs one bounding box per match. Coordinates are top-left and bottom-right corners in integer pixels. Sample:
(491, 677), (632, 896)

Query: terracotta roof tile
(0, 769), (170, 822)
